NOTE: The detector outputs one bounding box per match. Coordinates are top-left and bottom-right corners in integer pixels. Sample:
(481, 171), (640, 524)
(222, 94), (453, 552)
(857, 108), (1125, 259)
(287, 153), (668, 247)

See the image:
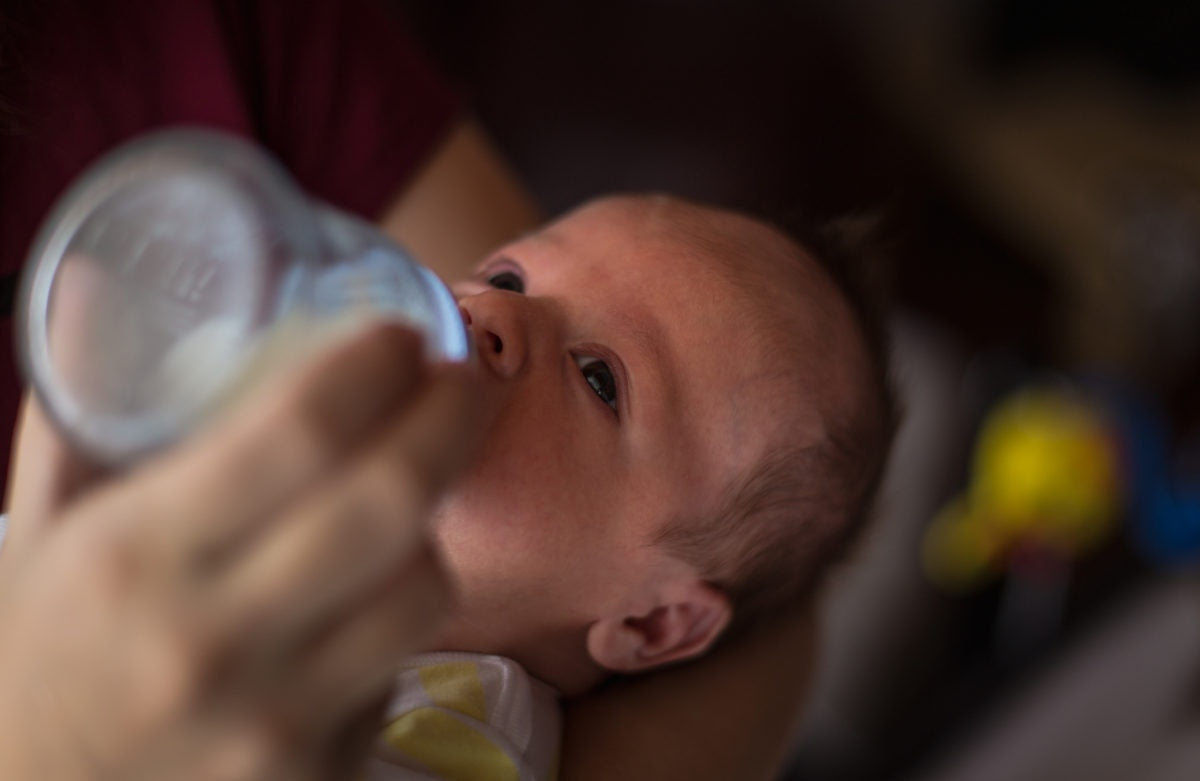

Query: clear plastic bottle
(18, 129), (469, 464)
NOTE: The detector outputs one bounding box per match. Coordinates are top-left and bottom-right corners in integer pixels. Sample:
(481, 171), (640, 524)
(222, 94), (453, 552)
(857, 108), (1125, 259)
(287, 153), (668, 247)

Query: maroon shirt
(0, 0), (460, 488)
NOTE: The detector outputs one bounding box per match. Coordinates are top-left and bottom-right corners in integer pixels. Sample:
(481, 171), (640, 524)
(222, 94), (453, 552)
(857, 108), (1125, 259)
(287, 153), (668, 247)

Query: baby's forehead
(574, 195), (789, 258)
(549, 197), (870, 506)
(620, 196), (866, 448)
(623, 202), (835, 437)
(577, 196), (829, 298)
(566, 195), (851, 368)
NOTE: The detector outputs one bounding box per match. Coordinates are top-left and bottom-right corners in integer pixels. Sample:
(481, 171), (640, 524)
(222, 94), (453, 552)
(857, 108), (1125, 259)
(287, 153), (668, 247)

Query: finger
(251, 548), (449, 781)
(262, 544), (450, 777)
(43, 252), (121, 415)
(317, 690), (393, 781)
(210, 364), (480, 649)
(177, 552), (446, 781)
(301, 542), (452, 714)
(3, 392), (107, 551)
(190, 680), (395, 781)
(124, 322), (430, 562)
(6, 251), (118, 524)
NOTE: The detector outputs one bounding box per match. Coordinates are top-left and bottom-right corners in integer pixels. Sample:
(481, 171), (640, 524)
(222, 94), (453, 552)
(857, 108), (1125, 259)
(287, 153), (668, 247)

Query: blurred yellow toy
(923, 386), (1124, 592)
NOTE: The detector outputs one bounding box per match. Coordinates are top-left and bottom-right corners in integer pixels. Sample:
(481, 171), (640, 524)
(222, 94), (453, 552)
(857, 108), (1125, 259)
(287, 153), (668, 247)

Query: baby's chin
(427, 610), (481, 654)
(423, 504), (493, 628)
(423, 575), (525, 661)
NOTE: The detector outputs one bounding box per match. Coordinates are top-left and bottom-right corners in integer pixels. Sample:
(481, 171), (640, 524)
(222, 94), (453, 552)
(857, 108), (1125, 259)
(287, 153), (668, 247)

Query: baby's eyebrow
(471, 252), (519, 275)
(608, 306), (676, 425)
(527, 225), (570, 251)
(616, 310), (666, 367)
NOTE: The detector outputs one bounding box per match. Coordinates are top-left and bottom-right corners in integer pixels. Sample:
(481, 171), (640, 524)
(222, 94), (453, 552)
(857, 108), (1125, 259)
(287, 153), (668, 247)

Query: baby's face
(431, 196), (829, 667)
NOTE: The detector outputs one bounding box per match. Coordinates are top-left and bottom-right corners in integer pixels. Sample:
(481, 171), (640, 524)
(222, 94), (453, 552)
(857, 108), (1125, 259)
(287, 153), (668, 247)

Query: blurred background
(394, 0), (1200, 779)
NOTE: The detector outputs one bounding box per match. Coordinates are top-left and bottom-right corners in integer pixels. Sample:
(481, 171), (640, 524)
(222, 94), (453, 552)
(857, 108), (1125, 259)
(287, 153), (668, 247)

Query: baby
(372, 194), (896, 779)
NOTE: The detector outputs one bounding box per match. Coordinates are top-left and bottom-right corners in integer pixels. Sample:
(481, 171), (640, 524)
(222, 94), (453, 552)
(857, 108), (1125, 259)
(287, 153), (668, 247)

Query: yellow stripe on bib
(382, 707), (519, 781)
(418, 662), (488, 722)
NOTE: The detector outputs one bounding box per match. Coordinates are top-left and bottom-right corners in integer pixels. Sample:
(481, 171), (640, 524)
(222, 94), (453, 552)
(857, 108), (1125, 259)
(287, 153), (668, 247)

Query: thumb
(3, 391), (107, 550)
(4, 251), (113, 549)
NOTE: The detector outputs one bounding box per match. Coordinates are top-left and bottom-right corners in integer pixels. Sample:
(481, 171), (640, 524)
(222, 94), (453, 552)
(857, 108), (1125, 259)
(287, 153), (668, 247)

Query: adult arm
(559, 608), (817, 781)
(378, 119), (543, 279)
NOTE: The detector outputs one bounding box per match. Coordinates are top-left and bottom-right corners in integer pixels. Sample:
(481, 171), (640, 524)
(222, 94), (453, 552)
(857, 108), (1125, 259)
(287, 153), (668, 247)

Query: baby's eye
(576, 355), (618, 413)
(487, 270), (525, 294)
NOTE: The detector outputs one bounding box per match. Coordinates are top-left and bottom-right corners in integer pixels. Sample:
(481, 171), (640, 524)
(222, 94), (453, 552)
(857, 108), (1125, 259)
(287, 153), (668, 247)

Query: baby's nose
(458, 291), (528, 380)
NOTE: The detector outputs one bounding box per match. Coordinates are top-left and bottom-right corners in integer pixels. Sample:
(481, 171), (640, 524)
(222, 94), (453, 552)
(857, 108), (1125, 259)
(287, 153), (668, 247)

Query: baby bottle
(18, 129), (469, 464)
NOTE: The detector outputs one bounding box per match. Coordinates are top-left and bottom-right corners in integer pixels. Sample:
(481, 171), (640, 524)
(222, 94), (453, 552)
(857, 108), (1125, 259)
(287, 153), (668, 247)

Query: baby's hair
(654, 206), (900, 638)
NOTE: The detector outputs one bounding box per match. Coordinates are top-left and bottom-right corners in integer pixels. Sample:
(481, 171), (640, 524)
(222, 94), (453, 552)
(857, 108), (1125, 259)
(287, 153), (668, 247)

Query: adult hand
(0, 323), (480, 781)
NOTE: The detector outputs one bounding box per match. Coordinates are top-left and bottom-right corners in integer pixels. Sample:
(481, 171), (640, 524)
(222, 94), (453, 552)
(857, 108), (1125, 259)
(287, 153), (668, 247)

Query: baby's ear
(586, 580), (732, 673)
